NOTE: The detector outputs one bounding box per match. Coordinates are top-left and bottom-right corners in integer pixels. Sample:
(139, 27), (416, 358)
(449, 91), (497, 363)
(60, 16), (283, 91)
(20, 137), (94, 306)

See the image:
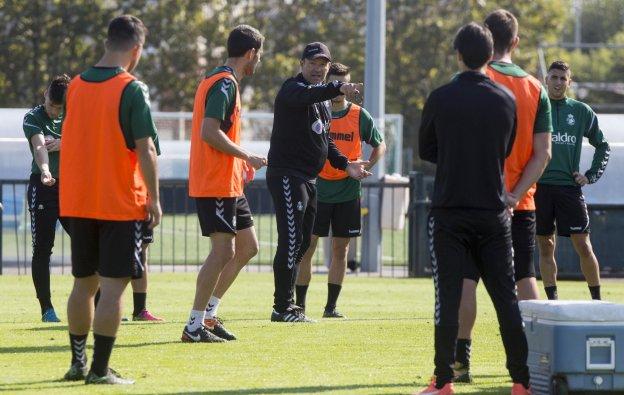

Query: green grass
(1, 273), (623, 394)
(2, 213), (409, 269)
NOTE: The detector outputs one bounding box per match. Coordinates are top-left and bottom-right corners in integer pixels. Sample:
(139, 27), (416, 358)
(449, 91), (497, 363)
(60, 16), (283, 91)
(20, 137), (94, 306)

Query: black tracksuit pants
(27, 174), (70, 311)
(267, 174), (316, 313)
(428, 208), (529, 387)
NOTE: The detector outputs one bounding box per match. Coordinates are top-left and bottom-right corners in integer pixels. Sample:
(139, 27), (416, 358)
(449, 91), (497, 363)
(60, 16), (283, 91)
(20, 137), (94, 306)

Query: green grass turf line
(0, 273), (622, 394)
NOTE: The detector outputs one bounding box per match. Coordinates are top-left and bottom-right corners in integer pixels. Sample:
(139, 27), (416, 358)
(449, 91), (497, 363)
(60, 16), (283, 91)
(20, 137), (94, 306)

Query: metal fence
(0, 179), (410, 277)
(407, 172), (624, 279)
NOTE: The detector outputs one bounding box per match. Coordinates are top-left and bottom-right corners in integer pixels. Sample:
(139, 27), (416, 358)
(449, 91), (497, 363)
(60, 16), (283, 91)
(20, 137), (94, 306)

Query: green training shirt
(204, 66), (238, 133)
(539, 97), (610, 186)
(317, 104), (384, 203)
(76, 66), (161, 155)
(23, 105), (62, 177)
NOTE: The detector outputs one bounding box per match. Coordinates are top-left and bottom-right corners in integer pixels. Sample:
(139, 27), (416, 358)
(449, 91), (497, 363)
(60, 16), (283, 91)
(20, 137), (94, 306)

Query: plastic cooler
(519, 300), (624, 394)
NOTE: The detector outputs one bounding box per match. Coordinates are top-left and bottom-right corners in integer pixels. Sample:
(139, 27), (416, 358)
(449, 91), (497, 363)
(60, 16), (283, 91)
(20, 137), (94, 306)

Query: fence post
(408, 171), (429, 277)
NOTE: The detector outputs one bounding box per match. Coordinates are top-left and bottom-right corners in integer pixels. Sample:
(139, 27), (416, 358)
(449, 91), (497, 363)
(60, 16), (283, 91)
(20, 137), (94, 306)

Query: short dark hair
(106, 15), (147, 52)
(484, 9), (518, 55)
(227, 25), (264, 58)
(328, 62), (350, 78)
(548, 60), (572, 77)
(47, 74), (70, 104)
(453, 22), (493, 70)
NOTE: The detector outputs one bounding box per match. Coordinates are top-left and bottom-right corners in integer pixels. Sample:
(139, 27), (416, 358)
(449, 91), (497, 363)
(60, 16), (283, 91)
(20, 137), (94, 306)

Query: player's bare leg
(537, 235), (558, 299)
(454, 278), (477, 383)
(570, 233), (601, 299)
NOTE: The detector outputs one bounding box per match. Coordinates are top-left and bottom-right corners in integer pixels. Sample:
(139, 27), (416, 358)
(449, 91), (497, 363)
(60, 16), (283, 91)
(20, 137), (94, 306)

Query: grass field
(1, 273), (623, 394)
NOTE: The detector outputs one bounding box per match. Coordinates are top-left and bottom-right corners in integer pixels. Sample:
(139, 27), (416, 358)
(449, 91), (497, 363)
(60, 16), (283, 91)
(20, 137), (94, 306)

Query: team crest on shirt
(311, 119), (324, 134)
(567, 114), (575, 126)
(297, 201), (304, 211)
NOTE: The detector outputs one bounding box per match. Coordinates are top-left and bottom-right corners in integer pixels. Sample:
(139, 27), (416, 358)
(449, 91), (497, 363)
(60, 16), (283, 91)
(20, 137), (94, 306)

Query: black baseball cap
(301, 42), (331, 61)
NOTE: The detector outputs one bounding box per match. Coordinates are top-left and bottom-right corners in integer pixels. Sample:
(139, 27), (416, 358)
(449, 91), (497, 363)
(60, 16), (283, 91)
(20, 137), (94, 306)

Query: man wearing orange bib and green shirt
(453, 10), (553, 386)
(183, 25), (266, 343)
(60, 15), (161, 384)
(295, 62), (385, 318)
(536, 60), (610, 301)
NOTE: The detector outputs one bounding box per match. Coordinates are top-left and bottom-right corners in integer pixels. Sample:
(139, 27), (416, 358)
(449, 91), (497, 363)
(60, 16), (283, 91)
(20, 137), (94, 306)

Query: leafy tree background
(3, 0), (623, 169)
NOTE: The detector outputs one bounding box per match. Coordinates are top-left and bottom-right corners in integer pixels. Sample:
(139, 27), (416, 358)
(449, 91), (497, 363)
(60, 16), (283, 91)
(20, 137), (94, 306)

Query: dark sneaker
(42, 308), (61, 323)
(271, 306), (316, 323)
(204, 317), (236, 341)
(323, 309), (346, 318)
(85, 368), (134, 385)
(181, 324), (226, 343)
(452, 362), (473, 383)
(63, 362), (88, 381)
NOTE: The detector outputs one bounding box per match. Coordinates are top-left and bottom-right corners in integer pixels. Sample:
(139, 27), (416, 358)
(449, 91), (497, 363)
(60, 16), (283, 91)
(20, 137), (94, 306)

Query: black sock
(325, 283), (342, 311)
(94, 289), (101, 308)
(544, 286), (558, 300)
(133, 292), (147, 317)
(39, 298), (53, 315)
(69, 333), (87, 366)
(295, 285), (309, 309)
(91, 334), (116, 377)
(589, 285), (601, 300)
(455, 338), (472, 367)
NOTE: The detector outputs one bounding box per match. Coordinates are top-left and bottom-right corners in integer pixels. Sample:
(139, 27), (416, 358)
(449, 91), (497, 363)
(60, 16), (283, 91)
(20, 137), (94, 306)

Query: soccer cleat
(63, 362), (88, 381)
(415, 377), (454, 394)
(270, 306), (316, 323)
(204, 316), (236, 341)
(452, 362), (473, 383)
(133, 309), (164, 322)
(181, 324), (226, 343)
(42, 308), (61, 322)
(511, 383), (532, 395)
(323, 308), (346, 318)
(85, 368), (134, 385)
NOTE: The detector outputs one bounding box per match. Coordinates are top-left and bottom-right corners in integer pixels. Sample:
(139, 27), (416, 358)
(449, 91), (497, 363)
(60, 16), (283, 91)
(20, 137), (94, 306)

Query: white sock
(186, 310), (205, 331)
(205, 296), (221, 318)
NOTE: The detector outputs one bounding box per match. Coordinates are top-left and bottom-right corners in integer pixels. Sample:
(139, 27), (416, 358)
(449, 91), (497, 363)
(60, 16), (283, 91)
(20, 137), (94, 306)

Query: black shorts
(141, 220), (154, 244)
(68, 217), (144, 279)
(313, 198), (361, 238)
(195, 195), (254, 236)
(535, 183), (590, 237)
(463, 210), (536, 282)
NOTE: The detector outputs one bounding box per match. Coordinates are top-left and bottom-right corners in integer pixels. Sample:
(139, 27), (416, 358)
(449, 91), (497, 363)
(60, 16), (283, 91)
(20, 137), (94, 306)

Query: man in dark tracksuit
(267, 42), (369, 322)
(416, 23), (531, 395)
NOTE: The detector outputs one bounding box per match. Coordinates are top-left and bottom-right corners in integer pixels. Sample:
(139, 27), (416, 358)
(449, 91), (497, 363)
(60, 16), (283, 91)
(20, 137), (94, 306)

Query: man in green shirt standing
(23, 74), (71, 323)
(295, 62), (386, 318)
(536, 60), (610, 301)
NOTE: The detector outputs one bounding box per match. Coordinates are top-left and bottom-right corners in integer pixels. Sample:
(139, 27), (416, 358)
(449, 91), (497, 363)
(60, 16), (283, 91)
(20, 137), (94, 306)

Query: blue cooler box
(519, 300), (624, 394)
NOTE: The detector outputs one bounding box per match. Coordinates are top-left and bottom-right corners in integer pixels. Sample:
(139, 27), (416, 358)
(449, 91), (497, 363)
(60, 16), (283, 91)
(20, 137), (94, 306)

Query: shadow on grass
(136, 382), (414, 394)
(0, 340), (181, 354)
(0, 378), (82, 392)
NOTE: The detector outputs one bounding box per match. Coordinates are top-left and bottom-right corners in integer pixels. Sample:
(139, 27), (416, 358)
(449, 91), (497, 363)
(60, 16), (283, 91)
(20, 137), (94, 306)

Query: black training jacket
(267, 73), (348, 181)
(419, 71), (517, 211)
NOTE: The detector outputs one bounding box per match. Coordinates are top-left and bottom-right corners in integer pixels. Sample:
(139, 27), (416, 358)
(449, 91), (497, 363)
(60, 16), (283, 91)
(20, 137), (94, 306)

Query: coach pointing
(267, 42), (370, 322)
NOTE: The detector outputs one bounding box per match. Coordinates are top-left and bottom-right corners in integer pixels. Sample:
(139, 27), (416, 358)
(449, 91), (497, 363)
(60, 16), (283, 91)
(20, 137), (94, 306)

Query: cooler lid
(519, 300), (624, 322)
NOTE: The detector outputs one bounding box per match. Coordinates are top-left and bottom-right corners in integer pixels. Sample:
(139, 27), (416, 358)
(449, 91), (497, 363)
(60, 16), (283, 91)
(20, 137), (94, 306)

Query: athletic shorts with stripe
(313, 198), (361, 237)
(195, 195), (254, 236)
(535, 183), (590, 237)
(68, 217), (145, 279)
(463, 210), (536, 282)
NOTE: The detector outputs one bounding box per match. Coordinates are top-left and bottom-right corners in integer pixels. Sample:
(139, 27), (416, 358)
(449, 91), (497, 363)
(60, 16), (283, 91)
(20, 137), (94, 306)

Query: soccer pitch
(1, 273), (622, 394)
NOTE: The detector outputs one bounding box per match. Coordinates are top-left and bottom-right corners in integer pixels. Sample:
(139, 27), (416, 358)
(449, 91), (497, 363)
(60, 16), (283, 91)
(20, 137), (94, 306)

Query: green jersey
(75, 66), (161, 155)
(23, 105), (62, 177)
(317, 104), (384, 203)
(204, 66), (238, 132)
(539, 97), (610, 186)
